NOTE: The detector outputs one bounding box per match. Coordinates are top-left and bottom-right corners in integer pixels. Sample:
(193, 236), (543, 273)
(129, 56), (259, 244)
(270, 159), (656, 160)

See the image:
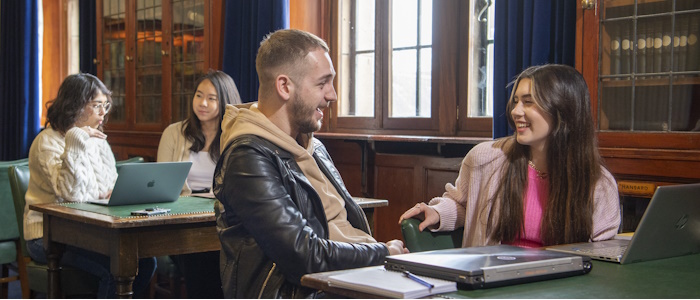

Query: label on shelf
(618, 181), (656, 197)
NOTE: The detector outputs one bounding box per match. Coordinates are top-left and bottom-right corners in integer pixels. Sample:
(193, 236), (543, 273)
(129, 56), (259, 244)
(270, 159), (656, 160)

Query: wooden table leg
(111, 231), (139, 299)
(115, 276), (135, 298)
(44, 215), (64, 298)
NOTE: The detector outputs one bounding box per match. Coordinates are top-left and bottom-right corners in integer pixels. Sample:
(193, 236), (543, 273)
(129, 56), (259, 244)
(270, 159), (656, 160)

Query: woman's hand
(398, 202), (440, 232)
(385, 239), (410, 255)
(100, 190), (112, 200)
(80, 126), (107, 139)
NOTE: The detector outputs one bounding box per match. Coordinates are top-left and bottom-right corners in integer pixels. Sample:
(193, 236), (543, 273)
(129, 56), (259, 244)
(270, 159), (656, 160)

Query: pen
(403, 271), (434, 289)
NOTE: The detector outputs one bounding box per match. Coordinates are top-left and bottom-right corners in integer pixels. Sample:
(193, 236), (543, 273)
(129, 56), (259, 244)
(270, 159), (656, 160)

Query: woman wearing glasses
(24, 73), (156, 298)
(156, 70), (241, 298)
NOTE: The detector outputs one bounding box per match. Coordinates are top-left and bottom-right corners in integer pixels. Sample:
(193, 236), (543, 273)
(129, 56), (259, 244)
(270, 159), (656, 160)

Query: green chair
(8, 164), (99, 297)
(400, 218), (464, 252)
(115, 156), (144, 167)
(1, 159), (29, 298)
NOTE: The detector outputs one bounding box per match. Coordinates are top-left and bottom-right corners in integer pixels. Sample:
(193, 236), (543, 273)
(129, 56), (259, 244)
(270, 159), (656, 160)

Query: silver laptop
(547, 183), (700, 264)
(384, 245), (592, 289)
(86, 161), (192, 206)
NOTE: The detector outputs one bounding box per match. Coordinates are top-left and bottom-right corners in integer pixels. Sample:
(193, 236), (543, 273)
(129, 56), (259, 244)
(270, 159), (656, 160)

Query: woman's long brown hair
(488, 64), (602, 246)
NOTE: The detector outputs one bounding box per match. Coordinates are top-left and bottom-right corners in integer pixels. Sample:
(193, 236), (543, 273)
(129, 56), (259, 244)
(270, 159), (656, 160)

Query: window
(332, 0), (494, 136)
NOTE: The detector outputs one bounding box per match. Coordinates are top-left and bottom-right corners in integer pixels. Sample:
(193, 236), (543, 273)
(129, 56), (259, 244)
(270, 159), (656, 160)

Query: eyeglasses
(90, 102), (112, 113)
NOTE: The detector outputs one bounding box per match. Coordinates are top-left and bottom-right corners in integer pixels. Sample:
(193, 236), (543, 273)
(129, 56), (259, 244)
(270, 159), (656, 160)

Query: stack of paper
(327, 266), (456, 298)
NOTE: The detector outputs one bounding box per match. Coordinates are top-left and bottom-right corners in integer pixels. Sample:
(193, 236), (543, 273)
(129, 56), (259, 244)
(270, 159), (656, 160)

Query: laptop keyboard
(577, 245), (627, 258)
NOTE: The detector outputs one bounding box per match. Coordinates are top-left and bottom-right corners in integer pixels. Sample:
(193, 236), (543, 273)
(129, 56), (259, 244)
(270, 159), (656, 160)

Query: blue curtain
(222, 0), (289, 103)
(492, 0), (576, 138)
(0, 0), (42, 160)
(79, 0), (97, 75)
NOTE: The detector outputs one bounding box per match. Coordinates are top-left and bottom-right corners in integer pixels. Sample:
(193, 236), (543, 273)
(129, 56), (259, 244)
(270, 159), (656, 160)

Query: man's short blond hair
(256, 29), (329, 88)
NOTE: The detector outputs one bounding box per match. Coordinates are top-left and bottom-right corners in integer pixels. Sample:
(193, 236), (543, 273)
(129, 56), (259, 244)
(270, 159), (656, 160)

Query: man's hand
(385, 239), (409, 255)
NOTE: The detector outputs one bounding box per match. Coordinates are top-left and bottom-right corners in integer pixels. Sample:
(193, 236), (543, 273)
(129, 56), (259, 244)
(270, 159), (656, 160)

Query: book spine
(685, 16), (698, 72)
(653, 19), (663, 73)
(677, 15), (688, 73)
(611, 24), (621, 75)
(621, 25), (632, 75)
(637, 21), (646, 74)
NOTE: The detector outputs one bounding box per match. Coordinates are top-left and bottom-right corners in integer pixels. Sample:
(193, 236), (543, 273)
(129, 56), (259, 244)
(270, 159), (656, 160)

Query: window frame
(327, 0), (492, 137)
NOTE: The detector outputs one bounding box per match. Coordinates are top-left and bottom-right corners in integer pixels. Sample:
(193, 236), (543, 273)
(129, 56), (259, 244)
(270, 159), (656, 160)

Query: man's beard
(289, 92), (322, 134)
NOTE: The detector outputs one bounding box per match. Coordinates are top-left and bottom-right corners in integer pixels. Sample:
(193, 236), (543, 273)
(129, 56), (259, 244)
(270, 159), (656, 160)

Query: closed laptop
(384, 244), (592, 289)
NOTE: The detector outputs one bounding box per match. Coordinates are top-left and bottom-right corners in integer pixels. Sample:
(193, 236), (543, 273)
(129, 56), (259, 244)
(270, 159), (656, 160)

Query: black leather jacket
(213, 135), (389, 298)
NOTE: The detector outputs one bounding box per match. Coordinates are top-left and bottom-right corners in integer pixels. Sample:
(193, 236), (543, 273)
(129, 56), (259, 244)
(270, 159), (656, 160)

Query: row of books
(607, 16), (699, 75)
(600, 84), (695, 131)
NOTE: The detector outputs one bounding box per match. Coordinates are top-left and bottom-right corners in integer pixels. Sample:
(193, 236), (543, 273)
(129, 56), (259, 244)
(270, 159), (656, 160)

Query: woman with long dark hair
(400, 64), (620, 247)
(157, 70), (241, 298)
(158, 70), (242, 195)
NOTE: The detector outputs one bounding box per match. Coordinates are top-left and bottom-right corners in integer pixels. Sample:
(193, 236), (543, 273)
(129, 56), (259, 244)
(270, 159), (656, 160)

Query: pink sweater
(504, 166), (548, 248)
(428, 139), (621, 247)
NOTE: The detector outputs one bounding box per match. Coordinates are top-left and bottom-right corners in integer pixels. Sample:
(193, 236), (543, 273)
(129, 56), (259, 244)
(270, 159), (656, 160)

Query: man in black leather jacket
(212, 29), (408, 298)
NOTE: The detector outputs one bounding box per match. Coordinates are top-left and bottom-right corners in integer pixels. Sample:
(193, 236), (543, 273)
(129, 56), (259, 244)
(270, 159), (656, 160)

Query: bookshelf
(95, 0), (223, 161)
(578, 0), (700, 232)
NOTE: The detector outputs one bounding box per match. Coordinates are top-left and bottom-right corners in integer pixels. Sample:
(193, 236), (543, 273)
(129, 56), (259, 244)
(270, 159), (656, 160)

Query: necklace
(528, 160), (548, 179)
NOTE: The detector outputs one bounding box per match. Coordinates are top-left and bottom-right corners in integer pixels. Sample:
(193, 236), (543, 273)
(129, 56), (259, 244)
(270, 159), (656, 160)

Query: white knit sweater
(24, 126), (117, 241)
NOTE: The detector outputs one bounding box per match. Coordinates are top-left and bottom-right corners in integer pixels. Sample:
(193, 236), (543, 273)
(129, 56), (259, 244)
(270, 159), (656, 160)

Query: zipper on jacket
(258, 262), (277, 299)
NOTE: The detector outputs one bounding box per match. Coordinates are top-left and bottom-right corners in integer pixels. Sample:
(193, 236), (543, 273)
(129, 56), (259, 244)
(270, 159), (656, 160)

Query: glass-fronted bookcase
(96, 0), (220, 160)
(578, 0), (700, 232)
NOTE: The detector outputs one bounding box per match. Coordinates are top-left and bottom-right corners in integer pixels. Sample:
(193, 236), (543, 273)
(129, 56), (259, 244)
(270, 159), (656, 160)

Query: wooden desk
(301, 253), (700, 298)
(30, 197), (219, 298)
(30, 197), (387, 298)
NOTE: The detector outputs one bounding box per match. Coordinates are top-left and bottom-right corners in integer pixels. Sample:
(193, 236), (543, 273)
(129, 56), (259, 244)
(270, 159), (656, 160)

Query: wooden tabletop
(29, 202), (215, 229)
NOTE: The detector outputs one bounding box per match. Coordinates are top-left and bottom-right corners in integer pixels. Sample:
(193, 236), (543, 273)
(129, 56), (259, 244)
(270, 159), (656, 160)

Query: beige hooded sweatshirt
(220, 103), (376, 243)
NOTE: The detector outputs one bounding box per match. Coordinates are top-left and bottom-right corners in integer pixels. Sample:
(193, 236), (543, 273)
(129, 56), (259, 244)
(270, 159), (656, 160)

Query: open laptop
(86, 161), (192, 206)
(547, 183), (700, 264)
(384, 244), (592, 289)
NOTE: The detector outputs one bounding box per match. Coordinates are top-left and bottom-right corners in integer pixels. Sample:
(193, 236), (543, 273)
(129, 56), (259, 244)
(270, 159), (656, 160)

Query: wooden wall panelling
(42, 0), (68, 126)
(289, 0), (329, 40)
(107, 131), (160, 161)
(372, 153), (462, 243)
(210, 0), (225, 70)
(321, 139), (365, 197)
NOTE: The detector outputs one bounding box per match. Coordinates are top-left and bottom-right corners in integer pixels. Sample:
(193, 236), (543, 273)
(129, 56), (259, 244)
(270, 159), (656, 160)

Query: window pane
(102, 0), (126, 123)
(356, 0), (375, 52)
(135, 0), (163, 124)
(671, 76), (700, 131)
(353, 53), (375, 116)
(339, 0), (375, 117)
(171, 0), (206, 122)
(391, 49), (418, 117)
(467, 0), (495, 117)
(420, 0), (432, 46)
(419, 48), (431, 116)
(392, 0), (417, 48)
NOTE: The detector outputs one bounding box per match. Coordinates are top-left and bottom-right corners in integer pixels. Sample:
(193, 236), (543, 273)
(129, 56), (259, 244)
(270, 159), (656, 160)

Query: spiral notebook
(326, 266), (456, 298)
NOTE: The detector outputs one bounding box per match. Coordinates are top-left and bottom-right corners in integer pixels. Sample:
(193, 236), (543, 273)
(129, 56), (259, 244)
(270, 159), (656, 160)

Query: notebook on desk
(547, 183), (700, 264)
(86, 161), (192, 206)
(384, 244), (592, 289)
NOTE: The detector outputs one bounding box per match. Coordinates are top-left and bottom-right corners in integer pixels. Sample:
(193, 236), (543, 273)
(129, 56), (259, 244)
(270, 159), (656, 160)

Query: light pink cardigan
(428, 140), (621, 247)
